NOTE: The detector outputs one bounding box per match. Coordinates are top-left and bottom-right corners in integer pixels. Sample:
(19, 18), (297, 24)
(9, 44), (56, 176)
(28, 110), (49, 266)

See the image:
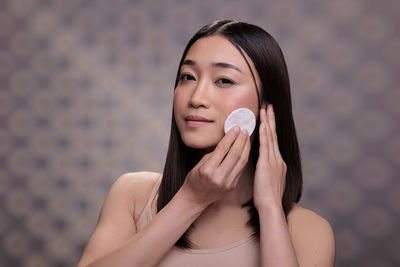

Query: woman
(77, 20), (335, 267)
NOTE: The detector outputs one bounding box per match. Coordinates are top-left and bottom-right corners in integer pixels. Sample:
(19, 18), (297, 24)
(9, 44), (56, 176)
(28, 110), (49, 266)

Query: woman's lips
(186, 120), (213, 127)
(185, 115), (214, 127)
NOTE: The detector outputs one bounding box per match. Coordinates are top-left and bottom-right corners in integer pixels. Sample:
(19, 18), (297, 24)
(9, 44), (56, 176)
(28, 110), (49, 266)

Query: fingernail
(268, 104), (273, 112)
(241, 129), (248, 135)
(233, 126), (240, 133)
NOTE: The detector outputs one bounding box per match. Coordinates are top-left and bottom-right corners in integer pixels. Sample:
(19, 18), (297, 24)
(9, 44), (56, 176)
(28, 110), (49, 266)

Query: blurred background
(0, 0), (399, 266)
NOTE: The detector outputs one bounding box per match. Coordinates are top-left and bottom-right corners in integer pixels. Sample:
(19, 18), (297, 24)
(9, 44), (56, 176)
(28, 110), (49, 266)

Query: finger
(218, 128), (249, 176)
(197, 151), (212, 166)
(228, 134), (251, 186)
(265, 111), (276, 161)
(207, 126), (240, 168)
(268, 104), (276, 132)
(268, 105), (281, 160)
(259, 107), (269, 160)
(260, 105), (267, 124)
(259, 127), (269, 165)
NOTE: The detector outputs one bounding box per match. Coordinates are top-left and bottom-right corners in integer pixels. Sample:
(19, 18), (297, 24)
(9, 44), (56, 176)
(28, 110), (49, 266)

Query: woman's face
(174, 35), (260, 149)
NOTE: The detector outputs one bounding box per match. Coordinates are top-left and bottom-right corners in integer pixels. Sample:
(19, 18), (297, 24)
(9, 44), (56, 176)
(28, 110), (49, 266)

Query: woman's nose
(189, 79), (211, 108)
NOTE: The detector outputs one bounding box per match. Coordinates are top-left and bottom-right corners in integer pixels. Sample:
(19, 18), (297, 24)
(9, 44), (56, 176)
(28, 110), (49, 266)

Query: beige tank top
(136, 176), (260, 267)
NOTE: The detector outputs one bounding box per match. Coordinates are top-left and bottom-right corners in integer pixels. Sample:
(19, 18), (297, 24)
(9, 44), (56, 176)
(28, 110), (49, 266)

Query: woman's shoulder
(288, 204), (331, 227)
(110, 171), (162, 219)
(287, 204), (334, 236)
(287, 204), (335, 262)
(114, 171), (162, 191)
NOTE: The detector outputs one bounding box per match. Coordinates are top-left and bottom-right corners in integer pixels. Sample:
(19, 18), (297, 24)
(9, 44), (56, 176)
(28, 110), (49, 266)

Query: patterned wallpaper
(0, 0), (399, 266)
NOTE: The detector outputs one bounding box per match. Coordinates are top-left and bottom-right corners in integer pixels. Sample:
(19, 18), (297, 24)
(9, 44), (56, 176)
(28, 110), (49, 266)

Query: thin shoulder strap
(135, 174), (162, 228)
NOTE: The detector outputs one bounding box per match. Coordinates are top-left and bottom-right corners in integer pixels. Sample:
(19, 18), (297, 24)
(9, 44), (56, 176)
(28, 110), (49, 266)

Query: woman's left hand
(253, 104), (287, 210)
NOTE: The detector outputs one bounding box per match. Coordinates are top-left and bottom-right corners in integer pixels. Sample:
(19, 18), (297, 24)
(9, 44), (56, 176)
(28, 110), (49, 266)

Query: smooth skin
(77, 127), (254, 267)
(77, 35), (335, 267)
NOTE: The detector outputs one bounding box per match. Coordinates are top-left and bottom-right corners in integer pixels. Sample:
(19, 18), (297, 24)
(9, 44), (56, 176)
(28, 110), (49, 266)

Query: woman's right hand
(180, 126), (251, 207)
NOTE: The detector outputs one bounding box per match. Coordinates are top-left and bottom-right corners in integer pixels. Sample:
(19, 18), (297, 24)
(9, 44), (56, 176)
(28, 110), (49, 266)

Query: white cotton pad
(224, 108), (256, 136)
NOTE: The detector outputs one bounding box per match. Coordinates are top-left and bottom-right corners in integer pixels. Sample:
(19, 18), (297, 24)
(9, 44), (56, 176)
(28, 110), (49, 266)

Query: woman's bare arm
(77, 172), (207, 267)
(254, 105), (335, 266)
(77, 126), (251, 267)
(257, 204), (299, 266)
(258, 204), (335, 267)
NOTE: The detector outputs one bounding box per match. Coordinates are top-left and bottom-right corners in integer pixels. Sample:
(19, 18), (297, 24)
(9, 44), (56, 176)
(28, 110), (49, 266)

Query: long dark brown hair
(157, 20), (303, 248)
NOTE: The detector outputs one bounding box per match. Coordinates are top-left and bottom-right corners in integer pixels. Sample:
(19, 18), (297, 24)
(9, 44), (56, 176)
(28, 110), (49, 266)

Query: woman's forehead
(184, 36), (249, 69)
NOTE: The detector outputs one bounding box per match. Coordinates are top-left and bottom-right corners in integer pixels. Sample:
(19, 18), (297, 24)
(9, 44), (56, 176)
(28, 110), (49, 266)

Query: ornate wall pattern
(0, 0), (399, 266)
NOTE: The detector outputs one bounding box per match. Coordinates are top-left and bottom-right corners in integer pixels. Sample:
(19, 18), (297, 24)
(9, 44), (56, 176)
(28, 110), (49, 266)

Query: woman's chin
(182, 138), (219, 150)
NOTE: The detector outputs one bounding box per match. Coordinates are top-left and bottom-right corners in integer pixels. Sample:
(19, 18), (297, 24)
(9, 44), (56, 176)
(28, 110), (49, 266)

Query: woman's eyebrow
(182, 59), (196, 66)
(211, 62), (242, 73)
(181, 59), (242, 73)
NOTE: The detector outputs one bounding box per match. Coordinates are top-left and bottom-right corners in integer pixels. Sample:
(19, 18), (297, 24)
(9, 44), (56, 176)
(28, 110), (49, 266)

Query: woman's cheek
(222, 92), (259, 118)
(173, 89), (186, 111)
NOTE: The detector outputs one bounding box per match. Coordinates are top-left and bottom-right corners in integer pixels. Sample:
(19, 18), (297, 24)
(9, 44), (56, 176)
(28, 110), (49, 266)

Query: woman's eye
(179, 73), (195, 81)
(216, 78), (235, 86)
